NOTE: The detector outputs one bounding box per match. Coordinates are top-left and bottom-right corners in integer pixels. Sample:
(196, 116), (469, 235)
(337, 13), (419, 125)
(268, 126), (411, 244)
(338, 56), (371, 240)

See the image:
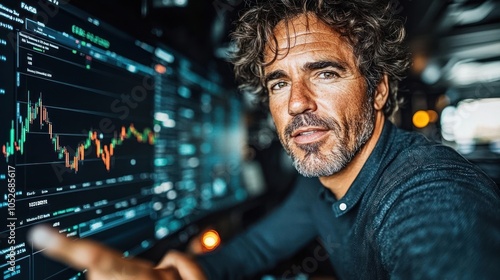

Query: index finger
(27, 225), (166, 280)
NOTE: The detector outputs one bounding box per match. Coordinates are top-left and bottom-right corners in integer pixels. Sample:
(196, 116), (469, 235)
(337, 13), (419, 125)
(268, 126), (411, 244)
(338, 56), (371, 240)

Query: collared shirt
(197, 121), (500, 279)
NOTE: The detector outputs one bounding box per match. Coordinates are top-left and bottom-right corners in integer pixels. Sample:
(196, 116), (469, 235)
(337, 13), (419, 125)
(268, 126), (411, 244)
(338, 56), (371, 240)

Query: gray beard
(280, 98), (375, 177)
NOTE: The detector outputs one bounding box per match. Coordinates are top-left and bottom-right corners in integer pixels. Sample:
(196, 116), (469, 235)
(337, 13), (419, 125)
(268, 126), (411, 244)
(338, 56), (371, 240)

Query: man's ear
(374, 74), (389, 111)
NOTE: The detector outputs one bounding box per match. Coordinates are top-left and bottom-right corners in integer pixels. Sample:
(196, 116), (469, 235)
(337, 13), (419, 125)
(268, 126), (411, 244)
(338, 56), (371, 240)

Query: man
(29, 0), (500, 279)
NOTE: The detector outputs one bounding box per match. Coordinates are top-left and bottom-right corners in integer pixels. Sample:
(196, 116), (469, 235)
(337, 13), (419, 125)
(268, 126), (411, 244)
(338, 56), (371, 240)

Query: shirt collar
(319, 120), (396, 217)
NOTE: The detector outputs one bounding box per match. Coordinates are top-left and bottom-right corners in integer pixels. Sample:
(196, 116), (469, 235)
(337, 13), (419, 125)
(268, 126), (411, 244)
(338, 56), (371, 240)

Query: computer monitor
(0, 1), (247, 279)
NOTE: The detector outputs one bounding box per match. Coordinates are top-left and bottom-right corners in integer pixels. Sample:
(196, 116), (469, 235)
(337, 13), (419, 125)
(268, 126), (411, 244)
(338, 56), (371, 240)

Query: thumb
(156, 250), (207, 280)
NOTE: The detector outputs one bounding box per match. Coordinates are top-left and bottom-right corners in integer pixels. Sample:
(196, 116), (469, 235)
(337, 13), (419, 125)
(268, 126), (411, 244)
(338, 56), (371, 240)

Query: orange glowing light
(201, 230), (221, 251)
(155, 64), (167, 74)
(413, 110), (430, 128)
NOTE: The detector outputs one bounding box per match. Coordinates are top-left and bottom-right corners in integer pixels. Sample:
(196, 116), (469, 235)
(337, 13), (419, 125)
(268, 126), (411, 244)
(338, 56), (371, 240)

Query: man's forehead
(263, 13), (354, 65)
(272, 13), (332, 41)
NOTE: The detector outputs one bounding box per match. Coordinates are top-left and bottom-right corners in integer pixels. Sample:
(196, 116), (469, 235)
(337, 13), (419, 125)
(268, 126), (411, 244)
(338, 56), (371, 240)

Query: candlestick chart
(1, 27), (157, 191)
(2, 92), (155, 172)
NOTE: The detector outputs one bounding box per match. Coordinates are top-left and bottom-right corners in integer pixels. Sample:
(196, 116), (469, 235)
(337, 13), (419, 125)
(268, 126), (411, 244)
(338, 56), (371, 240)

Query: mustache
(284, 113), (340, 139)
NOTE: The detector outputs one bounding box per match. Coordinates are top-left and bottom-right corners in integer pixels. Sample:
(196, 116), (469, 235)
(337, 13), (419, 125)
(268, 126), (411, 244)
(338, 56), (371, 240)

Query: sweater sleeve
(196, 176), (321, 280)
(377, 157), (500, 279)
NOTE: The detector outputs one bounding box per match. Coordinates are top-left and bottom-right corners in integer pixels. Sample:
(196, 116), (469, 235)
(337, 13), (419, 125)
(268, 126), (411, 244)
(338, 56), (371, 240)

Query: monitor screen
(0, 1), (247, 279)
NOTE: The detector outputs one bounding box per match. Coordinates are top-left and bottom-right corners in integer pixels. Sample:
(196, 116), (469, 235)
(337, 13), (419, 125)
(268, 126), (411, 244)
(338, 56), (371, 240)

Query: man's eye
(318, 71), (339, 79)
(270, 81), (288, 91)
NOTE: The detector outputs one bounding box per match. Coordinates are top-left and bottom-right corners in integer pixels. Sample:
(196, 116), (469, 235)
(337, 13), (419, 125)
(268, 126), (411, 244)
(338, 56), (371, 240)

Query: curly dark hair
(230, 0), (411, 117)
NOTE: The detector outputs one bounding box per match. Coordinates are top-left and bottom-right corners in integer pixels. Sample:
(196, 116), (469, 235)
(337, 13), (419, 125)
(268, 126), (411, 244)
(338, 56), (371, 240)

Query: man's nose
(288, 80), (317, 116)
